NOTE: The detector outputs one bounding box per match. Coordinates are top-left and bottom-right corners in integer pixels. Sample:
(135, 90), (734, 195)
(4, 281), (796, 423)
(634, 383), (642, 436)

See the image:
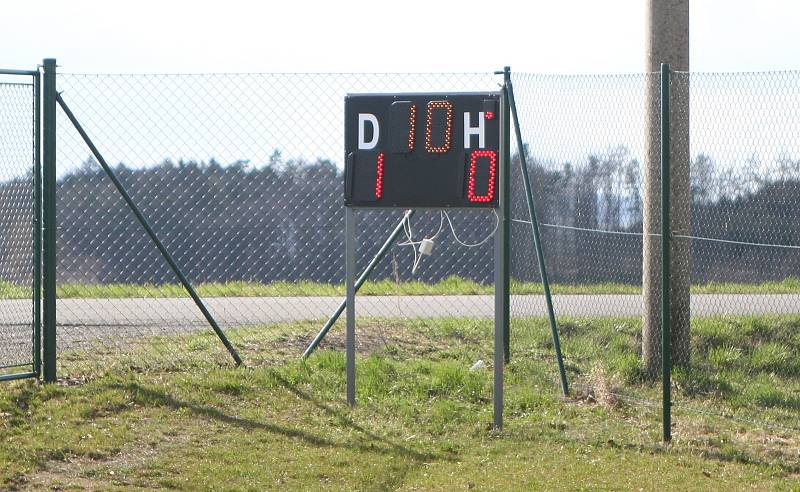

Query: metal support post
(33, 68), (42, 377)
(41, 58), (57, 383)
(660, 63), (672, 443)
(345, 207), (356, 406)
(492, 74), (511, 430)
(505, 70), (569, 396)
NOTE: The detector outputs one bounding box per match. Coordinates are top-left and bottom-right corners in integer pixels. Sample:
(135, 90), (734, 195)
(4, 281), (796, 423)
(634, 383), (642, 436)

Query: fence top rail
(671, 68), (800, 76)
(59, 71), (499, 77)
(55, 69), (800, 78)
(0, 68), (38, 76)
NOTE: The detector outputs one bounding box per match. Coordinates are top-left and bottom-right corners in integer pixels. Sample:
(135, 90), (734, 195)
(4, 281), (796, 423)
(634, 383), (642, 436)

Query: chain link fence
(510, 70), (800, 443)
(670, 71), (800, 434)
(0, 79), (36, 378)
(509, 72), (659, 409)
(53, 72), (502, 372)
(25, 68), (797, 447)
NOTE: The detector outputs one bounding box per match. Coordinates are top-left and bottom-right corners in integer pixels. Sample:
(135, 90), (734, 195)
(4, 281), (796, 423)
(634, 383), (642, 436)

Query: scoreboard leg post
(493, 216), (505, 430)
(492, 81), (512, 430)
(345, 207), (357, 406)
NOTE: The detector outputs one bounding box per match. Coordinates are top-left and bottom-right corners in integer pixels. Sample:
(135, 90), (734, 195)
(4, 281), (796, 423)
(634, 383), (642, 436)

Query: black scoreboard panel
(344, 92), (501, 208)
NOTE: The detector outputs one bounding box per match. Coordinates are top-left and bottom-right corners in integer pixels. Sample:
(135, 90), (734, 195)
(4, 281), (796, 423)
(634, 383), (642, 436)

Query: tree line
(1, 147), (798, 287)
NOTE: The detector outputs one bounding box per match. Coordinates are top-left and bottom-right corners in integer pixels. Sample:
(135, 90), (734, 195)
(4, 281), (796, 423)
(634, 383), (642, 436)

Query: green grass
(51, 277), (638, 298)
(0, 275), (799, 299)
(1, 315), (798, 490)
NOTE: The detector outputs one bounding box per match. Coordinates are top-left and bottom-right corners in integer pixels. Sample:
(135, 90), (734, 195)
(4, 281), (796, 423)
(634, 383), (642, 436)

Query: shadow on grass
(270, 371), (457, 461)
(110, 380), (446, 464)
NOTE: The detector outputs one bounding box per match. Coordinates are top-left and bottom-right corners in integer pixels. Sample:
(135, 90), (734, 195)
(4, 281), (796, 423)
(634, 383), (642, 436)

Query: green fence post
(33, 68), (42, 377)
(660, 62), (672, 443)
(501, 67), (512, 364)
(42, 58), (57, 383)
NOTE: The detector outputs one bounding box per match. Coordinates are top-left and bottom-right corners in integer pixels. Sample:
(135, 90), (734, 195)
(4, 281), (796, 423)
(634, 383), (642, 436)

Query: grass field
(1, 276), (799, 299)
(1, 315), (798, 490)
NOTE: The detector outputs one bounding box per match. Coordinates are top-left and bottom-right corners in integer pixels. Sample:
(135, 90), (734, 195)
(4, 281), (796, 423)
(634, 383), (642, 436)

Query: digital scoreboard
(344, 92), (502, 208)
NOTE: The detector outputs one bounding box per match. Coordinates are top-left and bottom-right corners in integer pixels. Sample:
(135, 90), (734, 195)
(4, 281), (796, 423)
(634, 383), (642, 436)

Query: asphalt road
(48, 293), (800, 323)
(2, 294), (800, 357)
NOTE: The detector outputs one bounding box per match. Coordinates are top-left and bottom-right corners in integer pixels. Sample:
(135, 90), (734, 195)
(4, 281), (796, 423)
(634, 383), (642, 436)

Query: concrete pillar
(642, 0), (691, 375)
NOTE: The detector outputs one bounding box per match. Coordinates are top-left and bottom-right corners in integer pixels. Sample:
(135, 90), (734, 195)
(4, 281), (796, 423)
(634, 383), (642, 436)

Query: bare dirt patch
(242, 321), (455, 366)
(22, 432), (190, 491)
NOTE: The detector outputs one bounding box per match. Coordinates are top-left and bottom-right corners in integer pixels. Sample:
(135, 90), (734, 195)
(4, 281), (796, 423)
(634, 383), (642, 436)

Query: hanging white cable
(401, 211), (420, 273)
(398, 209), (497, 275)
(443, 210), (500, 248)
(397, 211), (447, 274)
(398, 211), (444, 246)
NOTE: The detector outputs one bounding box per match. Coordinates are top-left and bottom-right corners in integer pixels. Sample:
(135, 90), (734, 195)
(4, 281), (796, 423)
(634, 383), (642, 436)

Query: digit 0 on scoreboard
(344, 92), (501, 208)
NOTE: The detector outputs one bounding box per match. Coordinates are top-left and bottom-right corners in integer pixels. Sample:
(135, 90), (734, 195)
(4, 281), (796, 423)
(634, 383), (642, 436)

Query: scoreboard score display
(344, 92), (502, 208)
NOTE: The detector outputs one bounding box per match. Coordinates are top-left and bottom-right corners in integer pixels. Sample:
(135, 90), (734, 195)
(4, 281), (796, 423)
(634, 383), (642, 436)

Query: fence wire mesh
(42, 69), (800, 449)
(510, 70), (799, 445)
(0, 80), (36, 376)
(670, 71), (800, 434)
(509, 72), (658, 406)
(54, 72), (500, 373)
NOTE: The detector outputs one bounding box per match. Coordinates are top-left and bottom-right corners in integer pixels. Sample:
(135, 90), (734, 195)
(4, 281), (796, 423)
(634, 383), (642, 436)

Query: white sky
(0, 0), (798, 74)
(1, 0), (798, 182)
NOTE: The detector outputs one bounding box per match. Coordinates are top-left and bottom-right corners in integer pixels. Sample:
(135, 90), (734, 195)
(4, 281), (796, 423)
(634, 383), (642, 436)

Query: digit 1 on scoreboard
(374, 152), (385, 199)
(389, 101), (417, 154)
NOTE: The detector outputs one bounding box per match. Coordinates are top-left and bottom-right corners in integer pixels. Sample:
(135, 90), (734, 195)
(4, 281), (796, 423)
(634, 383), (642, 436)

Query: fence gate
(0, 68), (40, 382)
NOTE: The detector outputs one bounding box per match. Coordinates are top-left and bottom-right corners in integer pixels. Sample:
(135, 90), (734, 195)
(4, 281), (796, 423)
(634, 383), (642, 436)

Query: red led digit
(484, 111), (495, 120)
(407, 104), (417, 151)
(389, 101), (416, 154)
(425, 100), (453, 153)
(467, 150), (498, 203)
(374, 152), (385, 199)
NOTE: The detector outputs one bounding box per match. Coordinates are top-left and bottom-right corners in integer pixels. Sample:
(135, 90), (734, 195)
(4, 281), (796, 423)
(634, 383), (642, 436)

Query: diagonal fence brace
(504, 75), (569, 397)
(302, 210), (414, 359)
(56, 93), (243, 366)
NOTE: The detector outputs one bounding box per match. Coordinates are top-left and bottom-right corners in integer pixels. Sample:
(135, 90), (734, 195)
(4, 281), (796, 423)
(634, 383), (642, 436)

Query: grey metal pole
(492, 85), (509, 430)
(56, 93), (242, 367)
(505, 75), (569, 397)
(345, 207), (356, 406)
(41, 58), (57, 383)
(302, 210), (414, 359)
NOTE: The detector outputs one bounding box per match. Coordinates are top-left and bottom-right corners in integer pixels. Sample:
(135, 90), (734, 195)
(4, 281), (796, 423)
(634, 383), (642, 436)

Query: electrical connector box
(418, 238), (435, 256)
